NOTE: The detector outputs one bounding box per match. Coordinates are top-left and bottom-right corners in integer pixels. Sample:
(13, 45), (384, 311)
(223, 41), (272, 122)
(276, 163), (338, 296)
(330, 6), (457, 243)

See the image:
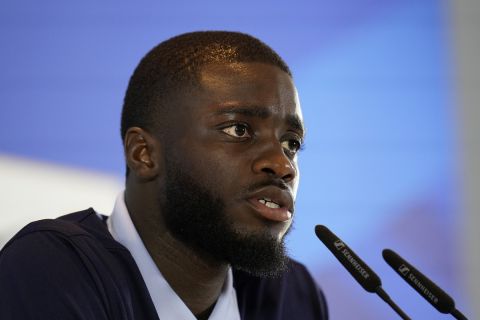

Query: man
(0, 31), (328, 319)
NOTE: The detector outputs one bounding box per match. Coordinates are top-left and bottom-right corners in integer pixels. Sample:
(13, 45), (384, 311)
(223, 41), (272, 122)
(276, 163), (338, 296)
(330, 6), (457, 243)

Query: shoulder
(0, 209), (124, 319)
(0, 209), (159, 320)
(0, 208), (129, 283)
(233, 259), (329, 320)
(0, 208), (117, 285)
(2, 208), (123, 253)
(3, 208), (107, 241)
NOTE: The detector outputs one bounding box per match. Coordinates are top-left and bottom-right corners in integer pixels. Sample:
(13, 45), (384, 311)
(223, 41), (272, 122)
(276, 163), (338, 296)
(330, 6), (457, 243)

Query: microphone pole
(383, 249), (469, 320)
(315, 225), (411, 320)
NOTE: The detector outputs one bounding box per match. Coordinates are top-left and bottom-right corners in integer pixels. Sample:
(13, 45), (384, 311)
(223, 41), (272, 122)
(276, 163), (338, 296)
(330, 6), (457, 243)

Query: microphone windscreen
(382, 249), (455, 313)
(315, 225), (381, 293)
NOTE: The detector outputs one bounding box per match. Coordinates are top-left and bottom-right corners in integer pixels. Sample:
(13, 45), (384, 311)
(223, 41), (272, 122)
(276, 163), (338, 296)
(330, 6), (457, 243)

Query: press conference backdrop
(0, 0), (478, 319)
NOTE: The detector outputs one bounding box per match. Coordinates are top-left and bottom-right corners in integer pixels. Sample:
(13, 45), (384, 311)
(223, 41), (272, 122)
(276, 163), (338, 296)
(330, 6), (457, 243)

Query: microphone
(383, 249), (468, 320)
(315, 225), (411, 320)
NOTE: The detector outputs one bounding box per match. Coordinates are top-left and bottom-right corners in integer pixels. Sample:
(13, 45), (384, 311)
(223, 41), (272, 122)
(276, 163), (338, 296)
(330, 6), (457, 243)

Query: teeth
(265, 202), (280, 209)
(258, 198), (280, 209)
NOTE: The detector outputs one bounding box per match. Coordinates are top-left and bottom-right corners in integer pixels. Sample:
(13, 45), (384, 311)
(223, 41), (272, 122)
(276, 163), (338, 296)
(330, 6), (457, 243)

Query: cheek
(178, 145), (246, 195)
(206, 156), (245, 194)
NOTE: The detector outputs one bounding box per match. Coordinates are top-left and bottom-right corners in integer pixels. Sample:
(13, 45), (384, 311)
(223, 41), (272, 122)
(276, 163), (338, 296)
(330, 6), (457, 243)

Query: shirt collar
(107, 191), (240, 320)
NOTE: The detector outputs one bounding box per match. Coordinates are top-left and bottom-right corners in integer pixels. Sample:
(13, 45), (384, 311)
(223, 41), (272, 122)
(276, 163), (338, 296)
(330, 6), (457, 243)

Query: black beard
(162, 160), (290, 278)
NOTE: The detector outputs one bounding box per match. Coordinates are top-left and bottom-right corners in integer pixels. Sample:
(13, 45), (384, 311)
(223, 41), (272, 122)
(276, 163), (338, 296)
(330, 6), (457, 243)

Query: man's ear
(124, 127), (162, 181)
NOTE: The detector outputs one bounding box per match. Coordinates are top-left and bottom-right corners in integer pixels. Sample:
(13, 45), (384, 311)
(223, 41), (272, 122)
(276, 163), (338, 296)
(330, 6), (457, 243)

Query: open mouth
(244, 185), (294, 223)
(247, 197), (292, 222)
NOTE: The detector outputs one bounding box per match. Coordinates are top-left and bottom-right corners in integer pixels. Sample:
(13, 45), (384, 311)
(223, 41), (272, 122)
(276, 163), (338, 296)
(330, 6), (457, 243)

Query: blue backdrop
(0, 0), (469, 318)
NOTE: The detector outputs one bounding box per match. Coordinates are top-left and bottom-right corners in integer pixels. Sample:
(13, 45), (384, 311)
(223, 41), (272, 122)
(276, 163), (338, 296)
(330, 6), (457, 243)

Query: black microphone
(315, 225), (411, 320)
(383, 249), (468, 320)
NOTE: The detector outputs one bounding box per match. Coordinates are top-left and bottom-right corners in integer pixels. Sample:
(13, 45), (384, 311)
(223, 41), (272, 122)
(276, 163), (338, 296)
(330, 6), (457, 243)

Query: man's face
(159, 62), (304, 276)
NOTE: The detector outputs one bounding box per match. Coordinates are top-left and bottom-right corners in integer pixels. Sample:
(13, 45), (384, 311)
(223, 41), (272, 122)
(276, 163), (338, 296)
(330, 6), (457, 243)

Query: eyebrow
(213, 106), (305, 134)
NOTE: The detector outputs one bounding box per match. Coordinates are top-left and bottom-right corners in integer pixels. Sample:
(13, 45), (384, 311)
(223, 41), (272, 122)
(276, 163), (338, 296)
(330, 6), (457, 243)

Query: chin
(235, 217), (292, 241)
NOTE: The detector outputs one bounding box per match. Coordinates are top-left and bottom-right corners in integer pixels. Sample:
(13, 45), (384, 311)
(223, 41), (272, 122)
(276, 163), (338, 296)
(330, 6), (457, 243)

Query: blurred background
(1, 0), (478, 318)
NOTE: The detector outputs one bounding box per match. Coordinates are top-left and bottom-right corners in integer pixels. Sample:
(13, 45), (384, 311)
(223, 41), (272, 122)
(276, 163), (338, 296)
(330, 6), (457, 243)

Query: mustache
(243, 178), (291, 194)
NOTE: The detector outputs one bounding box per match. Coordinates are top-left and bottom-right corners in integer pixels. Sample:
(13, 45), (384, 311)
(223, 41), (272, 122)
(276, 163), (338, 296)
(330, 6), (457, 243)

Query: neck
(125, 187), (229, 316)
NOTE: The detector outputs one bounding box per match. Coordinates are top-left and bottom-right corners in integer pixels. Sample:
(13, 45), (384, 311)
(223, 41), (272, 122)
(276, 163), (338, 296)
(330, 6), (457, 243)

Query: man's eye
(281, 139), (302, 155)
(221, 124), (251, 138)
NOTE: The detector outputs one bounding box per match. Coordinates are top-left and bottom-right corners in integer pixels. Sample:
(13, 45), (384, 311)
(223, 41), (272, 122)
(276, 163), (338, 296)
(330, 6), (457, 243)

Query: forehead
(195, 62), (302, 118)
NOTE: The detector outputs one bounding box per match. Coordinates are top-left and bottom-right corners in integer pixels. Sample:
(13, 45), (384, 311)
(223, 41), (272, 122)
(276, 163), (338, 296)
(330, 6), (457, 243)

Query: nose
(252, 142), (297, 183)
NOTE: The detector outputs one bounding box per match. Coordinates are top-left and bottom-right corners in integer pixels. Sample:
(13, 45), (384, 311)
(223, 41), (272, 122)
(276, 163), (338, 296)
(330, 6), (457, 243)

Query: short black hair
(120, 31), (292, 142)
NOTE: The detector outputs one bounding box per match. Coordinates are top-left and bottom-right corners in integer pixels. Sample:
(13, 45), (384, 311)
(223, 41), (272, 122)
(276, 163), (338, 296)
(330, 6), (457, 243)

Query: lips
(245, 187), (294, 222)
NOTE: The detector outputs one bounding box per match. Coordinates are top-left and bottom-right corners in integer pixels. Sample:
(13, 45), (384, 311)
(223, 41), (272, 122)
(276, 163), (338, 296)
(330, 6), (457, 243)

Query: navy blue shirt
(0, 209), (328, 319)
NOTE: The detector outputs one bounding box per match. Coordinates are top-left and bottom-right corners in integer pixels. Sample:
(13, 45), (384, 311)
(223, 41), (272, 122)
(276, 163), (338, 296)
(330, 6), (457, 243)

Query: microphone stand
(451, 308), (468, 320)
(375, 287), (411, 320)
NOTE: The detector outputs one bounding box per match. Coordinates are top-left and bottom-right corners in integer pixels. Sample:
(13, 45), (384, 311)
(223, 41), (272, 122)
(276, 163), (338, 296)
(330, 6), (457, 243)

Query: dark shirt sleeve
(0, 231), (109, 320)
